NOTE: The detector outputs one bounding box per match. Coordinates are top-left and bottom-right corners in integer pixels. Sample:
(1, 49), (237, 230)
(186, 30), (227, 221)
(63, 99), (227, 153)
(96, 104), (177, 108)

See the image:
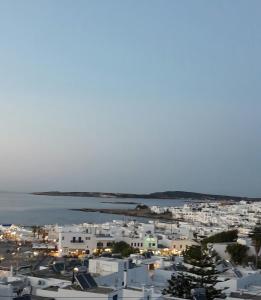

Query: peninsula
(32, 191), (261, 202)
(70, 205), (174, 221)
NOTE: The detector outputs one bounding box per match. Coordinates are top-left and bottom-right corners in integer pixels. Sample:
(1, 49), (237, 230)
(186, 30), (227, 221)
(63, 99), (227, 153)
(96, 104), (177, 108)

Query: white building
(58, 230), (114, 256)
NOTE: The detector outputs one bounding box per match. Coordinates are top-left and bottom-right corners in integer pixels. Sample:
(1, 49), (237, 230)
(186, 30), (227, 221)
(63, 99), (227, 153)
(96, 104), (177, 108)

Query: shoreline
(100, 201), (141, 205)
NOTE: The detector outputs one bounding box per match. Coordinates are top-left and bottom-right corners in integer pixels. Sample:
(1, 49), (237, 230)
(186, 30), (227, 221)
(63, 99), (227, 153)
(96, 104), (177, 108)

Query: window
(141, 243), (143, 247)
(112, 295), (118, 300)
(180, 245), (182, 249)
(86, 237), (90, 240)
(152, 243), (155, 246)
(173, 245), (176, 248)
(62, 236), (64, 240)
(107, 242), (112, 247)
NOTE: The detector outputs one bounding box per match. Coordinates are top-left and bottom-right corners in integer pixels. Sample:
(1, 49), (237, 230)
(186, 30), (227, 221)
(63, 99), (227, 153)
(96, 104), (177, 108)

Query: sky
(0, 0), (260, 196)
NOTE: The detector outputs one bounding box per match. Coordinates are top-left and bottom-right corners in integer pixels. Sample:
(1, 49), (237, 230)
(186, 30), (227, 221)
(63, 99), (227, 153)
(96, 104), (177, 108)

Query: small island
(100, 201), (141, 205)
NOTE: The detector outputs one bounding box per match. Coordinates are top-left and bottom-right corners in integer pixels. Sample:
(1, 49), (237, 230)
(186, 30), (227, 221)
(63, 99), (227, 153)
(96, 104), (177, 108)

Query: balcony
(95, 234), (114, 240)
(70, 240), (84, 243)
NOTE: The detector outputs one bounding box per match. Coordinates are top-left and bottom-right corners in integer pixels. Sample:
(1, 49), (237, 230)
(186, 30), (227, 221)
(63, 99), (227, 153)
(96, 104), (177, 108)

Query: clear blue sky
(0, 0), (260, 196)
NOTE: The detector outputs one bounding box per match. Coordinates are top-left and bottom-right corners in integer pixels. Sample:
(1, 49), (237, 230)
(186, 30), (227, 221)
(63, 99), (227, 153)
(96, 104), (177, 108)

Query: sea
(0, 192), (188, 226)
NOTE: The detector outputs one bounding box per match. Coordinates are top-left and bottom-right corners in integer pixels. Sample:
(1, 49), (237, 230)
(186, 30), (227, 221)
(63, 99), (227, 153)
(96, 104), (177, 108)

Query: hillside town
(1, 0), (260, 299)
(1, 200), (261, 300)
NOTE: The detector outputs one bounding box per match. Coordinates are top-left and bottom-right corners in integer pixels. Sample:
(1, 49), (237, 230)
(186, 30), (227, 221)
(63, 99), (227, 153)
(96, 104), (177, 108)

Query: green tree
(163, 273), (194, 299)
(249, 226), (261, 267)
(135, 204), (149, 210)
(226, 243), (248, 265)
(111, 241), (139, 257)
(163, 245), (224, 299)
(202, 230), (238, 245)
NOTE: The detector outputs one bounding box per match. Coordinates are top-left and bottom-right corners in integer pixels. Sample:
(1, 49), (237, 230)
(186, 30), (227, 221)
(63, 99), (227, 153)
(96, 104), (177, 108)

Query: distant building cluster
(1, 200), (261, 299)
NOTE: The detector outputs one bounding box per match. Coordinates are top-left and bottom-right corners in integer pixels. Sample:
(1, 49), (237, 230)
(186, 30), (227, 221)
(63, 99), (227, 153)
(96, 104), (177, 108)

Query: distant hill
(31, 191), (261, 202)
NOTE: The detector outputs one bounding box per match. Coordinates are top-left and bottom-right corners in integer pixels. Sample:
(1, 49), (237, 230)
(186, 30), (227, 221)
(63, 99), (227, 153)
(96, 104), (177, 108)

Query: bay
(0, 192), (186, 225)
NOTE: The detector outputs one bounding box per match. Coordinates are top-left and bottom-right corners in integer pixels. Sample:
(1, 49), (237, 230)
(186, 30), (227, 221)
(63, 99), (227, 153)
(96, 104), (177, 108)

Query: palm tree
(42, 230), (48, 242)
(37, 226), (42, 239)
(32, 226), (37, 238)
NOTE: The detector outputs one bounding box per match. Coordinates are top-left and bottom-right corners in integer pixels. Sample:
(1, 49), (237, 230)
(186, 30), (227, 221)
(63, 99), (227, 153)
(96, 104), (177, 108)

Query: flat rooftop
(63, 284), (114, 294)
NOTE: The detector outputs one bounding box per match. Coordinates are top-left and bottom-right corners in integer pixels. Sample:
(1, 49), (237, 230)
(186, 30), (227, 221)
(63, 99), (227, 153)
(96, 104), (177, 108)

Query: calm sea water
(0, 192), (186, 225)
